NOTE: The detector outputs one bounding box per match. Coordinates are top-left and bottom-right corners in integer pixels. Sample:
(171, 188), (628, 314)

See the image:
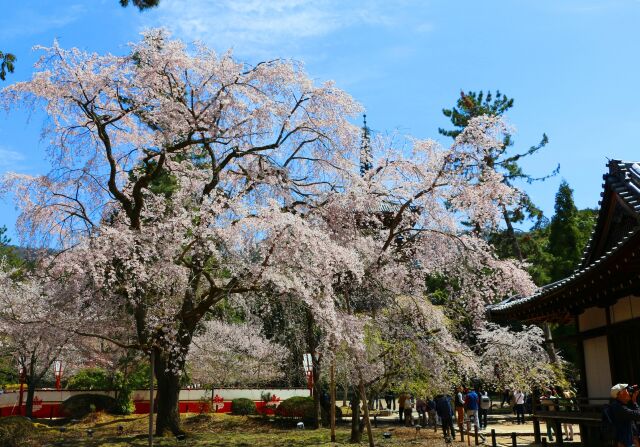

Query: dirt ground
(1, 409), (581, 446)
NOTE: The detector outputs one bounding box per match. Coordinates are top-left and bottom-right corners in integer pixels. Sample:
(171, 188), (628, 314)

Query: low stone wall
(0, 387), (309, 418)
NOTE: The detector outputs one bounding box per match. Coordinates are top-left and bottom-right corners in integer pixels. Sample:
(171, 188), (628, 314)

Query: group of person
(431, 385), (492, 442)
(377, 385), (492, 441)
(538, 385), (576, 442)
(367, 381), (640, 446)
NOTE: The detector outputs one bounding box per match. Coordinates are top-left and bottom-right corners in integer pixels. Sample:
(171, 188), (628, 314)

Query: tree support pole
(149, 349), (154, 447)
(358, 379), (375, 447)
(330, 361), (336, 443)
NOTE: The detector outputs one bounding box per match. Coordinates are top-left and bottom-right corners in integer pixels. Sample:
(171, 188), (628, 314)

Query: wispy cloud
(0, 147), (27, 172)
(143, 0), (427, 60)
(0, 4), (86, 41)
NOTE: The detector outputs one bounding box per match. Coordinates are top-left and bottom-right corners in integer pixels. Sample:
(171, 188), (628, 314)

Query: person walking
(501, 387), (511, 408)
(398, 392), (407, 424)
(479, 389), (491, 429)
(436, 394), (456, 441)
(384, 389), (396, 411)
(540, 388), (556, 441)
(513, 389), (526, 424)
(404, 394), (414, 427)
(465, 387), (480, 431)
(416, 396), (427, 426)
(427, 396), (438, 431)
(455, 386), (466, 433)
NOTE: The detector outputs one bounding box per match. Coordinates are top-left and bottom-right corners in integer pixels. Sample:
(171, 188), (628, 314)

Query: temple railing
(531, 396), (608, 446)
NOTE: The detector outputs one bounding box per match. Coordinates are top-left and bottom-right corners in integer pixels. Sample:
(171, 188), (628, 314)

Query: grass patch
(25, 412), (457, 446)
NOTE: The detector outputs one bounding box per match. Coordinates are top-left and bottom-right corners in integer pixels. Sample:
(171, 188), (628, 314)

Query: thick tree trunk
(305, 309), (322, 429)
(25, 380), (36, 418)
(350, 387), (363, 443)
(312, 362), (322, 429)
(153, 348), (183, 436)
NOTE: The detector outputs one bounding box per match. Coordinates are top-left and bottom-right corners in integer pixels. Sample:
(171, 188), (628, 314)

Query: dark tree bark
(350, 387), (363, 443)
(312, 365), (322, 428)
(153, 347), (184, 436)
(25, 380), (37, 418)
(305, 309), (322, 429)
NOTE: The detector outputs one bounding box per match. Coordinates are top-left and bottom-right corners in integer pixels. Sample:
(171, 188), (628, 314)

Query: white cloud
(143, 0), (423, 60)
(0, 4), (86, 40)
(0, 147), (27, 171)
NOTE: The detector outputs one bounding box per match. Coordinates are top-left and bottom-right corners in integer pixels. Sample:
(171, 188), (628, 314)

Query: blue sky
(1, 0), (639, 240)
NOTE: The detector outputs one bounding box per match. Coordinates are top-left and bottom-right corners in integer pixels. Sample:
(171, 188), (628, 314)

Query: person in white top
(513, 390), (525, 424)
(479, 390), (492, 429)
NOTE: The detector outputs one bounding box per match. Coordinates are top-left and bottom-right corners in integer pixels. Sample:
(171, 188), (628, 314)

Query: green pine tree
(0, 52), (16, 81)
(547, 181), (583, 282)
(440, 90), (557, 260)
(120, 0), (160, 10)
(0, 226), (21, 269)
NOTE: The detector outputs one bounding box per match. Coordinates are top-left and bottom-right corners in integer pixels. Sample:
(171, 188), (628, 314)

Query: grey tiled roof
(488, 160), (640, 316)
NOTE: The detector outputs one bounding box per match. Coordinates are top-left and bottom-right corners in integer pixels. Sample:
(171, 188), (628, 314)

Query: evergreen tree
(547, 181), (583, 282)
(440, 90), (557, 260)
(0, 52), (16, 81)
(0, 226), (21, 268)
(120, 0), (160, 10)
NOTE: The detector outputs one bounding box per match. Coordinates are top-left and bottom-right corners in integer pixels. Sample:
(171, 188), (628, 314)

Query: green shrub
(275, 396), (315, 421)
(113, 387), (135, 415)
(0, 417), (33, 447)
(66, 368), (111, 390)
(111, 371), (135, 415)
(61, 394), (117, 418)
(231, 398), (256, 416)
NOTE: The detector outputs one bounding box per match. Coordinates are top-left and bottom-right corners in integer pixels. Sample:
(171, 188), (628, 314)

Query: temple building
(488, 160), (640, 445)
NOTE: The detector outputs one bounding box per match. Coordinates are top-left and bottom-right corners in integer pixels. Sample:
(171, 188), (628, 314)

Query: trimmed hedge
(231, 398), (256, 416)
(275, 396), (342, 424)
(60, 394), (118, 419)
(275, 396), (315, 421)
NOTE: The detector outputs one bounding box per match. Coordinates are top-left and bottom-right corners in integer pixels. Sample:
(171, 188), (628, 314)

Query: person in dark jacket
(436, 394), (455, 440)
(385, 390), (396, 411)
(610, 383), (640, 447)
(427, 397), (438, 431)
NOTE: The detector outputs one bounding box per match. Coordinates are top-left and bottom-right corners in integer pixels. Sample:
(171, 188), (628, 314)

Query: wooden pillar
(533, 416), (541, 443)
(555, 419), (564, 445)
(330, 361), (336, 443)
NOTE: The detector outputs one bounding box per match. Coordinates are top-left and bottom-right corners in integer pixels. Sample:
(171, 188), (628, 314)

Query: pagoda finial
(360, 113), (372, 176)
